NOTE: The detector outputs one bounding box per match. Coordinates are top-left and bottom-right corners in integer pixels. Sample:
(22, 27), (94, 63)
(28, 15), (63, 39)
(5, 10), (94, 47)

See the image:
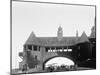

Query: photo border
(10, 0), (96, 74)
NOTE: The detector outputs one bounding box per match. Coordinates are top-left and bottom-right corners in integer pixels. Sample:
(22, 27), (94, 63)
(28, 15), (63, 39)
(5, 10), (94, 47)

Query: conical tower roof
(78, 31), (89, 43)
(25, 32), (39, 45)
(90, 26), (96, 38)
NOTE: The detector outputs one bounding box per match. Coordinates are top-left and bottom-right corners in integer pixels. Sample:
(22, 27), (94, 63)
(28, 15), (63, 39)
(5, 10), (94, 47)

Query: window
(64, 49), (67, 52)
(45, 47), (48, 52)
(28, 45), (32, 50)
(59, 49), (63, 52)
(68, 49), (72, 52)
(52, 50), (56, 52)
(48, 50), (51, 52)
(34, 46), (37, 51)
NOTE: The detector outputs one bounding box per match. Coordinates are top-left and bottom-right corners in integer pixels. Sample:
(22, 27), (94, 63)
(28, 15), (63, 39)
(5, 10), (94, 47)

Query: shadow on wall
(26, 51), (40, 69)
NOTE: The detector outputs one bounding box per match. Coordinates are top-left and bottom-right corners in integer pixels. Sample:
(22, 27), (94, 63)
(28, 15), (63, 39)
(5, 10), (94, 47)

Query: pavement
(11, 67), (95, 75)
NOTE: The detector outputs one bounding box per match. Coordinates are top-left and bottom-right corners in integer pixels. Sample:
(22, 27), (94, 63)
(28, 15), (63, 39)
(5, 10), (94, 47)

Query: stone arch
(43, 56), (77, 70)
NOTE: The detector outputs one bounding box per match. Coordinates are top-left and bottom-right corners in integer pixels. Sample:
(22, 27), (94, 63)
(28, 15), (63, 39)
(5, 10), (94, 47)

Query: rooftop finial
(76, 30), (78, 37)
(57, 25), (63, 41)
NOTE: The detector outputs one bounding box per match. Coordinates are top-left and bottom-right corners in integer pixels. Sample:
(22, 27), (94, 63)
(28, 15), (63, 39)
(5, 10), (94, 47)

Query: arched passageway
(43, 57), (76, 72)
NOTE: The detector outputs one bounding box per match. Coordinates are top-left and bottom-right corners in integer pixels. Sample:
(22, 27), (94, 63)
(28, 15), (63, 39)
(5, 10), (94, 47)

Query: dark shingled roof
(25, 32), (78, 46)
(25, 32), (41, 45)
(78, 32), (89, 43)
(37, 37), (77, 46)
(25, 31), (90, 46)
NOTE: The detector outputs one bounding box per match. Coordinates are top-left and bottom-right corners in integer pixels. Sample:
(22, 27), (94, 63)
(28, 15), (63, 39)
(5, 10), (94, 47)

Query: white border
(0, 0), (100, 75)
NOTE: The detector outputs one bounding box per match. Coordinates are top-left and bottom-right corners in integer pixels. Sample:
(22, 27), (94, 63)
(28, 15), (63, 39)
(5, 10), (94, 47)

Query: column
(55, 47), (57, 52)
(24, 45), (28, 51)
(62, 47), (63, 52)
(67, 46), (68, 52)
(32, 45), (34, 51)
(37, 46), (39, 51)
(50, 47), (52, 52)
(40, 46), (45, 70)
(89, 44), (92, 58)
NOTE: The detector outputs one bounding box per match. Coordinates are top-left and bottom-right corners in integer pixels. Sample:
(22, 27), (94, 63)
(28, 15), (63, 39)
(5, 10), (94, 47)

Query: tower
(90, 26), (95, 38)
(76, 30), (78, 41)
(57, 26), (63, 40)
(76, 30), (78, 38)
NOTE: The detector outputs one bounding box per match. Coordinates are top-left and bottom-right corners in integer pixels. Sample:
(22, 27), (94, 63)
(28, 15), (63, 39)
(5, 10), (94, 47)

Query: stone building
(19, 25), (96, 72)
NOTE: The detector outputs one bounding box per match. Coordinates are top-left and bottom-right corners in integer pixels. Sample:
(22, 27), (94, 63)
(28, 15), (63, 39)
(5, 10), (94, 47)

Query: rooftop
(24, 26), (94, 46)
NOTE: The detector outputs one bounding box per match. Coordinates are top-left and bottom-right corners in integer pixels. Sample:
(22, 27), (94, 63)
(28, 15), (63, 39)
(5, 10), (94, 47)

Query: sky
(12, 1), (95, 69)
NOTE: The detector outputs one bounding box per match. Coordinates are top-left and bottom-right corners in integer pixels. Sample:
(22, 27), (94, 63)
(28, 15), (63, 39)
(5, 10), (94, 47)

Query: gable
(78, 32), (89, 43)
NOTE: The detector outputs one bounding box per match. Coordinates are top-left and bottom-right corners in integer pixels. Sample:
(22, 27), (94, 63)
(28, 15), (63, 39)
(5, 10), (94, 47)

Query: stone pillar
(55, 47), (56, 52)
(32, 45), (34, 51)
(22, 51), (28, 71)
(37, 46), (39, 51)
(67, 46), (68, 49)
(24, 45), (28, 51)
(23, 45), (27, 63)
(89, 43), (92, 58)
(38, 46), (45, 71)
(62, 47), (64, 52)
(67, 46), (68, 51)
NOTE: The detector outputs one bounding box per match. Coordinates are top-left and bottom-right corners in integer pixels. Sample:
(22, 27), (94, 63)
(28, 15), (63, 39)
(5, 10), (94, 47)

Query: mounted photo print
(11, 0), (96, 74)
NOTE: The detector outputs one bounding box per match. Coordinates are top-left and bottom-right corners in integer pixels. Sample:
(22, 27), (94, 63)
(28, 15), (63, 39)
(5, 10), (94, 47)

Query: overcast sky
(12, 1), (95, 69)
